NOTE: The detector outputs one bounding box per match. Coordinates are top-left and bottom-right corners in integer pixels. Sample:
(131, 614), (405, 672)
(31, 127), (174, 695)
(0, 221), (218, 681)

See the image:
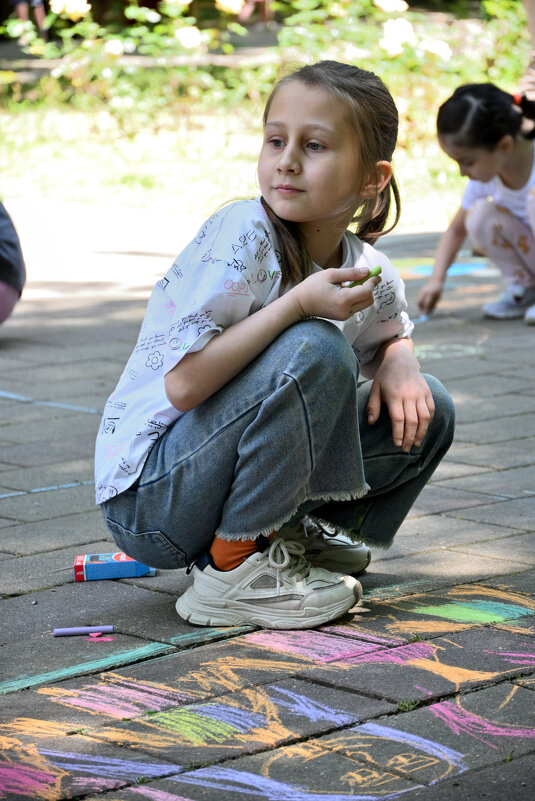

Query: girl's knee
(284, 318), (358, 377)
(466, 198), (526, 251)
(465, 198), (499, 246)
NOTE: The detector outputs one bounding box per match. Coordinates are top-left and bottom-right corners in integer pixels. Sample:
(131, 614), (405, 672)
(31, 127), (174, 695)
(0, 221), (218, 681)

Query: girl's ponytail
(513, 93), (535, 138)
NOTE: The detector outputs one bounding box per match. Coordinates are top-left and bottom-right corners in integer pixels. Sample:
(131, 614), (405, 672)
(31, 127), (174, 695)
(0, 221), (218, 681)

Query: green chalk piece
(347, 265), (382, 287)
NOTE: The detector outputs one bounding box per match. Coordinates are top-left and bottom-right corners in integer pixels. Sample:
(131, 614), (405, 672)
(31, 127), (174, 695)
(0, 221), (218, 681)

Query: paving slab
(431, 459), (492, 480)
(150, 744), (422, 800)
(361, 549), (527, 597)
(298, 627), (535, 703)
(451, 497), (535, 531)
(0, 638), (319, 733)
(321, 582), (535, 642)
(0, 731), (183, 799)
(449, 392), (535, 424)
(86, 678), (395, 769)
(454, 412), (535, 444)
(367, 683), (535, 775)
(434, 464), (535, 499)
(447, 532), (535, 566)
(407, 484), (507, 516)
(0, 434), (98, 469)
(448, 435), (535, 470)
(479, 571), (535, 595)
(313, 684), (535, 791)
(406, 754), (535, 801)
(0, 509), (106, 556)
(0, 539), (120, 594)
(386, 515), (518, 559)
(0, 631), (176, 695)
(0, 460), (95, 492)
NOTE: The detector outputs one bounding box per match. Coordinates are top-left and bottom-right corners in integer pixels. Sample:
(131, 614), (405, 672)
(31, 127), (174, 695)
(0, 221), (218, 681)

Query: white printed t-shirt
(461, 147), (535, 227)
(95, 198), (413, 504)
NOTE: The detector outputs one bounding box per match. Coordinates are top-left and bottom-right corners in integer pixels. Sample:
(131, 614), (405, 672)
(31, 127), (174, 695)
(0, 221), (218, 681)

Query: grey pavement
(0, 200), (534, 800)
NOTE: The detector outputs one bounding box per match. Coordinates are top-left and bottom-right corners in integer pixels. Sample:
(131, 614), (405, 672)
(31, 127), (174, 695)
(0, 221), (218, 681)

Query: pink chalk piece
(89, 632), (102, 638)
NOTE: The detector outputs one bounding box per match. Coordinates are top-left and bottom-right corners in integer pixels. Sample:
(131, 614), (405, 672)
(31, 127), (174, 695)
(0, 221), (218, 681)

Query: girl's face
(258, 81), (365, 230)
(438, 134), (512, 182)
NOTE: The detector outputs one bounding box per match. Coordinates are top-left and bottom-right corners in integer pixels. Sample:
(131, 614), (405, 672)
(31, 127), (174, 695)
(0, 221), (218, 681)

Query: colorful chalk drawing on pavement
(325, 583), (535, 640)
(1, 584), (534, 800)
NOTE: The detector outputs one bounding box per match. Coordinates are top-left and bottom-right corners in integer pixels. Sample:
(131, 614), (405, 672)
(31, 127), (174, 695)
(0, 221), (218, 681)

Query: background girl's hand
(417, 279), (443, 315)
(291, 267), (382, 321)
(366, 339), (434, 452)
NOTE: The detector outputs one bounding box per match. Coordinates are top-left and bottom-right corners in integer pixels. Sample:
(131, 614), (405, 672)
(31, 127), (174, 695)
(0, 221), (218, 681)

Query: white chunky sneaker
(176, 536), (361, 630)
(278, 519), (371, 575)
(483, 286), (535, 319)
(524, 303), (535, 325)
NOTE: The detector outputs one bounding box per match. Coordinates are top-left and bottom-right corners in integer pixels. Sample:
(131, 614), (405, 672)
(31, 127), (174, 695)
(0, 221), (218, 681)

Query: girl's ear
(360, 161), (392, 199)
(496, 134), (514, 154)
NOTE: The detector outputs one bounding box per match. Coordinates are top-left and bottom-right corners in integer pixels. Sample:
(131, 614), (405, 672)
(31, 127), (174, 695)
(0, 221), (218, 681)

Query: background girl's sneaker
(483, 286), (535, 319)
(175, 537), (361, 630)
(278, 518), (371, 575)
(524, 303), (535, 325)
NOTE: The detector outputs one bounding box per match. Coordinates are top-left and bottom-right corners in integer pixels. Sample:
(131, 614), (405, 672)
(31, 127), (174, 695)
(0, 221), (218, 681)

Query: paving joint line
(0, 389), (103, 414)
(0, 480), (95, 500)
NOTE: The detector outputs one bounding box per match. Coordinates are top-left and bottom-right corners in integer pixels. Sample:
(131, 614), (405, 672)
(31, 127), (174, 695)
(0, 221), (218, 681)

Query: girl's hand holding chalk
(347, 265), (382, 287)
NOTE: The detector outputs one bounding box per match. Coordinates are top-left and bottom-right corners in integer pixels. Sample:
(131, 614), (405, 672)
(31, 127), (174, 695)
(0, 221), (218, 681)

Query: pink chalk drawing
(319, 625), (404, 646)
(0, 762), (57, 798)
(484, 650), (535, 668)
(40, 677), (194, 718)
(244, 630), (382, 663)
(129, 788), (193, 801)
(430, 700), (535, 749)
(344, 642), (437, 666)
(84, 635), (117, 643)
(70, 776), (117, 792)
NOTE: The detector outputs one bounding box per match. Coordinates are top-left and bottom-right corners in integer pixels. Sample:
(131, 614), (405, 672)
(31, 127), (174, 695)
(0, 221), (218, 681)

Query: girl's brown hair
(261, 60), (401, 285)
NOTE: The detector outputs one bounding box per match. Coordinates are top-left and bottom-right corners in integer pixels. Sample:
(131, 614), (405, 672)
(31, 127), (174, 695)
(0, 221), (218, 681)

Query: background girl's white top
(461, 148), (535, 227)
(95, 198), (413, 504)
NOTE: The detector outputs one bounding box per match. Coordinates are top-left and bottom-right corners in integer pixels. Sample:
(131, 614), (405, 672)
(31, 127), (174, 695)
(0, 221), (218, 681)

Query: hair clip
(513, 92), (523, 106)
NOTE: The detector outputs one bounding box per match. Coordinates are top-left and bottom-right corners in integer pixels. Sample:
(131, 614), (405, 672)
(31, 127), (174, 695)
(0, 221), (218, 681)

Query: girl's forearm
(165, 290), (303, 412)
(431, 208), (468, 284)
(360, 336), (418, 379)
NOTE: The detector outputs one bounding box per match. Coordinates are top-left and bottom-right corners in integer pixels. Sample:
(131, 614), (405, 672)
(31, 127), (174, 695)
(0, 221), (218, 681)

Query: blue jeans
(102, 320), (455, 569)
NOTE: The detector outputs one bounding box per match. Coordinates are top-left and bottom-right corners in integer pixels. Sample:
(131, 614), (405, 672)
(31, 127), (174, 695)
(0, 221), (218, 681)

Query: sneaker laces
(267, 537), (311, 594)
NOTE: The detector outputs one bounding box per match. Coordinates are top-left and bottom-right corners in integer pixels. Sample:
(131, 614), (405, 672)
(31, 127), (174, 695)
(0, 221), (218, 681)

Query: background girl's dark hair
(437, 83), (535, 149)
(261, 60), (401, 285)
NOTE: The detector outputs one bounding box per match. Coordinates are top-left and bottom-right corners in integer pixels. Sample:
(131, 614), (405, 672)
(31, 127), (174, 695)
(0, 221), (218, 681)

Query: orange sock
(209, 533), (273, 571)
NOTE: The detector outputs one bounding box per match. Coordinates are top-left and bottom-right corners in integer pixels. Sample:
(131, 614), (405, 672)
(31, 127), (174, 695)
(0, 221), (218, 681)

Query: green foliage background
(0, 0), (529, 231)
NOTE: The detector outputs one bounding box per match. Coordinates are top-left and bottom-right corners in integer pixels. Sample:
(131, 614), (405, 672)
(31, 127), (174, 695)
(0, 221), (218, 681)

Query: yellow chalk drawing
(341, 766), (400, 791)
(0, 718), (72, 739)
(0, 736), (66, 801)
(260, 739), (420, 792)
(88, 686), (295, 752)
(498, 685), (519, 711)
(407, 656), (498, 689)
(173, 654), (308, 698)
(316, 729), (460, 784)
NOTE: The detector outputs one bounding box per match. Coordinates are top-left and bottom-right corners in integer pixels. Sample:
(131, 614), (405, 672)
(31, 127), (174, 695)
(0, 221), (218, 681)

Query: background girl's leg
(524, 190), (535, 323)
(467, 197), (535, 285)
(465, 198), (535, 318)
(0, 282), (20, 325)
(307, 374), (455, 549)
(102, 320), (368, 568)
